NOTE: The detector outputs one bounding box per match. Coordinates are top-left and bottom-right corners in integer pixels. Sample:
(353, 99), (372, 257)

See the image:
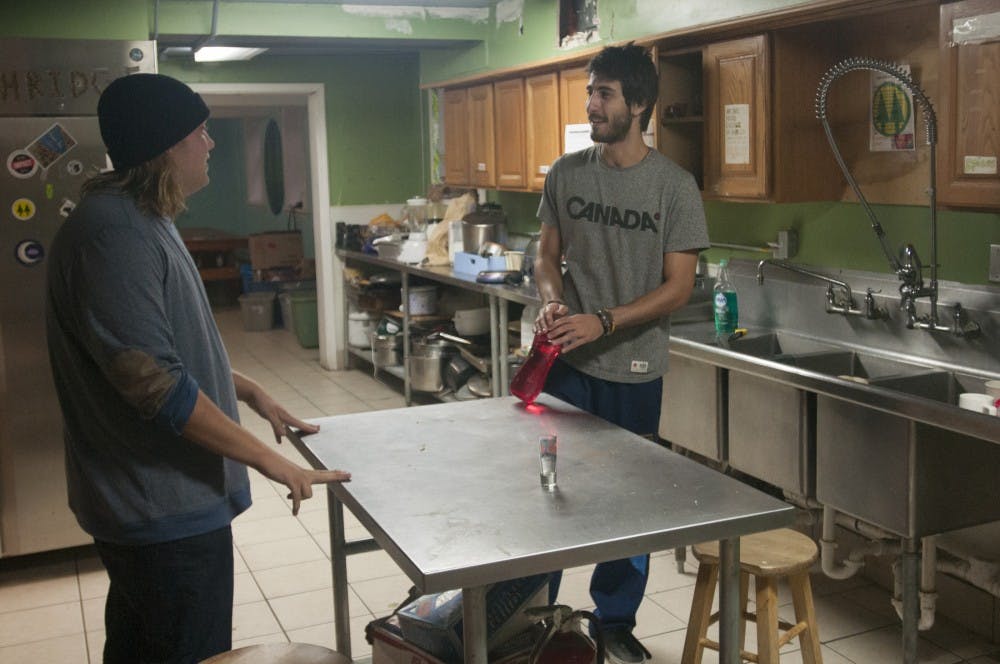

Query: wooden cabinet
(525, 72), (561, 191)
(494, 78), (526, 189)
(704, 35), (770, 199)
(442, 88), (470, 186)
(938, 0), (1000, 208)
(468, 83), (496, 188)
(559, 65), (591, 135)
(660, 32), (840, 202)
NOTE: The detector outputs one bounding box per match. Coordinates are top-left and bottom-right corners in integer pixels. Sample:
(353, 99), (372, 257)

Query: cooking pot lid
(467, 373), (492, 398)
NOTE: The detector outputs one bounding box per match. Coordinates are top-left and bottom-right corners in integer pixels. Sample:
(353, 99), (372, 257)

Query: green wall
(3, 0), (997, 285)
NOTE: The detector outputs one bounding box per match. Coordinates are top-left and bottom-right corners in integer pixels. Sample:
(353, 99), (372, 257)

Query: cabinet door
(443, 88), (470, 186)
(559, 65), (591, 151)
(704, 35), (770, 199)
(468, 83), (497, 188)
(938, 0), (1000, 208)
(494, 78), (526, 189)
(526, 72), (561, 191)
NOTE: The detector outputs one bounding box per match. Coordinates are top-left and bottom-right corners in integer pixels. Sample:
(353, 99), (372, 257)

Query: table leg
(498, 296), (509, 396)
(462, 585), (489, 663)
(901, 538), (919, 664)
(328, 487), (352, 659)
(718, 537), (741, 664)
(489, 296), (500, 396)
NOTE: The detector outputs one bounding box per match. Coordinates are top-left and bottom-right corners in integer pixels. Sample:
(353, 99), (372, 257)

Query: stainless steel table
(290, 395), (795, 663)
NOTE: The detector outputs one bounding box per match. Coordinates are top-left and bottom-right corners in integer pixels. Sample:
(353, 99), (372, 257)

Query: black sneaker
(602, 628), (651, 664)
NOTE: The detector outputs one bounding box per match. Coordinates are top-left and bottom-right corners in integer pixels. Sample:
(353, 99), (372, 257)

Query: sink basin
(870, 370), (986, 405)
(720, 331), (838, 358)
(775, 350), (930, 381)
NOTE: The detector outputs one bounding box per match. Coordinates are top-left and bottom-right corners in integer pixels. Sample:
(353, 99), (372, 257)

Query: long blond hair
(81, 152), (187, 219)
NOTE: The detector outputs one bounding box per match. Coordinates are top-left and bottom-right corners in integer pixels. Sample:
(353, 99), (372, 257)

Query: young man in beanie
(533, 44), (709, 663)
(45, 73), (350, 663)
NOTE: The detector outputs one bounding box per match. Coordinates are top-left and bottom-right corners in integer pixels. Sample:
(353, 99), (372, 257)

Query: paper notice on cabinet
(724, 104), (750, 165)
(870, 65), (915, 152)
(564, 123), (593, 154)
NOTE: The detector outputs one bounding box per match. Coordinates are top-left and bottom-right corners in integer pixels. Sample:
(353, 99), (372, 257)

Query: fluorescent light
(194, 46), (267, 62)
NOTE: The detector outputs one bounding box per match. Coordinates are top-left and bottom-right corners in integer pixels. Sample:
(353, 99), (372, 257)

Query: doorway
(189, 83), (343, 370)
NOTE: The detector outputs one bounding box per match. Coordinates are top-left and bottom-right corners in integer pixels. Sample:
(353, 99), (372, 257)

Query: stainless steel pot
(409, 337), (455, 392)
(461, 204), (508, 254)
(370, 332), (402, 366)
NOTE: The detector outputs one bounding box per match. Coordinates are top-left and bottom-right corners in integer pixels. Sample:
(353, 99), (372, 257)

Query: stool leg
(789, 572), (823, 664)
(754, 576), (780, 664)
(739, 571), (750, 655)
(682, 562), (718, 664)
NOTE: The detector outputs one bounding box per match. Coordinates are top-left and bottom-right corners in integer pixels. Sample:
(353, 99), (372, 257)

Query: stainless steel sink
(869, 370), (986, 404)
(775, 350), (930, 381)
(721, 331), (838, 358)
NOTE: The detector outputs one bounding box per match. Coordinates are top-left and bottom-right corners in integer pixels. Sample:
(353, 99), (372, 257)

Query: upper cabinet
(494, 78), (526, 189)
(660, 32), (841, 202)
(525, 72), (561, 191)
(559, 66), (591, 130)
(468, 83), (496, 188)
(703, 35), (770, 199)
(442, 88), (470, 186)
(938, 0), (1000, 208)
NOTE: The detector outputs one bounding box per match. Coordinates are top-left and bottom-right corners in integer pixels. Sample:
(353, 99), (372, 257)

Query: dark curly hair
(587, 42), (659, 132)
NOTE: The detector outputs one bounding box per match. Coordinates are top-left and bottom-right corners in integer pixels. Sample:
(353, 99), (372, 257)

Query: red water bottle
(510, 332), (561, 404)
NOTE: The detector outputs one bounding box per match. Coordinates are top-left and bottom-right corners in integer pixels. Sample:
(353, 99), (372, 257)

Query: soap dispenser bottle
(713, 259), (739, 336)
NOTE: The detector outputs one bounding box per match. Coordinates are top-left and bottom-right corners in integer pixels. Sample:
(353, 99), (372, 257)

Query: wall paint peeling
(496, 0), (524, 25)
(427, 7), (490, 22)
(340, 5), (424, 19)
(385, 18), (414, 34)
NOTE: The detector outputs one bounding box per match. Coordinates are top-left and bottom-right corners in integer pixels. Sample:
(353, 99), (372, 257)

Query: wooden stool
(681, 528), (823, 664)
(199, 643), (350, 663)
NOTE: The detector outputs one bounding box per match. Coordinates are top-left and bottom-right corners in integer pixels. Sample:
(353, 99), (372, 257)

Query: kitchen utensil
(370, 332), (402, 366)
(479, 241), (506, 258)
(443, 354), (477, 392)
(402, 285), (437, 315)
(461, 203), (508, 254)
(403, 197), (428, 232)
(475, 270), (523, 285)
(348, 311), (377, 347)
(467, 372), (492, 398)
(409, 336), (456, 393)
(453, 307), (490, 336)
(504, 250), (525, 271)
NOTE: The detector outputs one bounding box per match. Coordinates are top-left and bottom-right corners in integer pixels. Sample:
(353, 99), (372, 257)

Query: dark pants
(544, 359), (663, 631)
(95, 526), (235, 664)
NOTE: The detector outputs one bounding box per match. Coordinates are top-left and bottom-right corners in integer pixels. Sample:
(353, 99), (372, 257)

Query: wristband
(595, 308), (615, 336)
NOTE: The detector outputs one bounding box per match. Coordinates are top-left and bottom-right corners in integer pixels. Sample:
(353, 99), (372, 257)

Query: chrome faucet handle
(864, 288), (887, 320)
(951, 302), (982, 338)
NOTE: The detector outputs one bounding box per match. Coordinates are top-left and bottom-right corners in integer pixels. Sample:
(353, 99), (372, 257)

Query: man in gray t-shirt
(534, 43), (709, 663)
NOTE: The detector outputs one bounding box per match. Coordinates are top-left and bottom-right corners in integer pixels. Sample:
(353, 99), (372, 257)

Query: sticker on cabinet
(870, 66), (914, 152)
(964, 156), (998, 175)
(724, 104), (750, 165)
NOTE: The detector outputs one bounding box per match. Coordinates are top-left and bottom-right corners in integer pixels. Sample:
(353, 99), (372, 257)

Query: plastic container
(238, 291), (276, 332)
(510, 332), (561, 404)
(290, 291), (319, 348)
(348, 310), (376, 348)
(453, 307), (490, 336)
(278, 292), (294, 332)
(404, 285), (438, 316)
(713, 259), (739, 336)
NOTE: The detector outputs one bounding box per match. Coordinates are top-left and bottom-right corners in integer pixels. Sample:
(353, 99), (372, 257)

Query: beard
(590, 109), (633, 144)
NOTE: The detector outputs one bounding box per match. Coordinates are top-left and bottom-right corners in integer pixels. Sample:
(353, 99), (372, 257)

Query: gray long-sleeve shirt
(46, 189), (250, 545)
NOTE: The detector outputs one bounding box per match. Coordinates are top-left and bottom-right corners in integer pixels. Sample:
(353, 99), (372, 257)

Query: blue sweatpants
(543, 358), (662, 631)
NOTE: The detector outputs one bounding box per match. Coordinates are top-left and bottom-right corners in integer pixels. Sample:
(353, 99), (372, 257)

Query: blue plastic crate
(453, 251), (506, 275)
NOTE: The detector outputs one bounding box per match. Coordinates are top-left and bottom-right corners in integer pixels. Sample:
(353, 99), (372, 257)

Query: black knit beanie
(98, 74), (210, 171)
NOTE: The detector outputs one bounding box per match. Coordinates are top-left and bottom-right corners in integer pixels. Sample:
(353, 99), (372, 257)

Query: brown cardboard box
(249, 231), (303, 269)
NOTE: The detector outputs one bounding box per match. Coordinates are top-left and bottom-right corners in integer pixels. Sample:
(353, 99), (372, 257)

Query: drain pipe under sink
(821, 505), (900, 580)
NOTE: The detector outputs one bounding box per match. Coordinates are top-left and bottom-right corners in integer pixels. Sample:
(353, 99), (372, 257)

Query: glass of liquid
(539, 435), (557, 491)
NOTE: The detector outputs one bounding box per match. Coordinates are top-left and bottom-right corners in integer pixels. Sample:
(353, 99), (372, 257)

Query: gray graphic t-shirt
(537, 146), (709, 382)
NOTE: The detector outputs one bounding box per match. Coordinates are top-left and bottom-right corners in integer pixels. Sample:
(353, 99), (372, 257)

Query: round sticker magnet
(7, 151), (39, 179)
(15, 240), (45, 266)
(12, 198), (37, 221)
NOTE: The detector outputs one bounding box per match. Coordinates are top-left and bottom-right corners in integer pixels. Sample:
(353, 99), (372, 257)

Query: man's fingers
(313, 469), (351, 483)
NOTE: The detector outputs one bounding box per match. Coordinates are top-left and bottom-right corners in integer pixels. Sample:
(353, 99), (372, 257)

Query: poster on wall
(869, 64), (915, 152)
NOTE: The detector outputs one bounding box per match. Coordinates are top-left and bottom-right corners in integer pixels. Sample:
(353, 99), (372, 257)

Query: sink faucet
(757, 259), (886, 319)
(815, 57), (979, 337)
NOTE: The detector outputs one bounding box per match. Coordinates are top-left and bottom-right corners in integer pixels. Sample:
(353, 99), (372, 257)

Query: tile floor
(1, 307), (999, 663)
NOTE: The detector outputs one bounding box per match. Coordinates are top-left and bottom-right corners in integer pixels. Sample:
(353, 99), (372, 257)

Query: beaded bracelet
(595, 308), (616, 336)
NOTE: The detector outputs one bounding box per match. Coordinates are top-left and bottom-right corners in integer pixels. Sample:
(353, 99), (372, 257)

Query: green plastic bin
(289, 291), (319, 348)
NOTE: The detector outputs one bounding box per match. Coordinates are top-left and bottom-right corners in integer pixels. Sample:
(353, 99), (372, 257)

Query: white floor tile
(238, 535), (326, 572)
(253, 559), (332, 600)
(826, 624), (961, 664)
(231, 600), (283, 642)
(0, 601), (83, 647)
(0, 559), (79, 613)
(0, 632), (89, 664)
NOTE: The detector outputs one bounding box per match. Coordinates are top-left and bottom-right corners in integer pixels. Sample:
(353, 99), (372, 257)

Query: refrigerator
(0, 38), (156, 556)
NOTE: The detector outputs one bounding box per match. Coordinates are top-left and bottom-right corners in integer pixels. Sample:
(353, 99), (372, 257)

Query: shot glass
(539, 435), (557, 490)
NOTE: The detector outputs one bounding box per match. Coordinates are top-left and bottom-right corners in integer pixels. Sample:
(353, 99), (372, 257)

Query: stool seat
(692, 527), (819, 576)
(682, 528), (823, 664)
(199, 643), (350, 663)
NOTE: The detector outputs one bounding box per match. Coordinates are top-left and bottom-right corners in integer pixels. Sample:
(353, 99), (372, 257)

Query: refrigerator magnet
(6, 151), (39, 179)
(12, 198), (36, 221)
